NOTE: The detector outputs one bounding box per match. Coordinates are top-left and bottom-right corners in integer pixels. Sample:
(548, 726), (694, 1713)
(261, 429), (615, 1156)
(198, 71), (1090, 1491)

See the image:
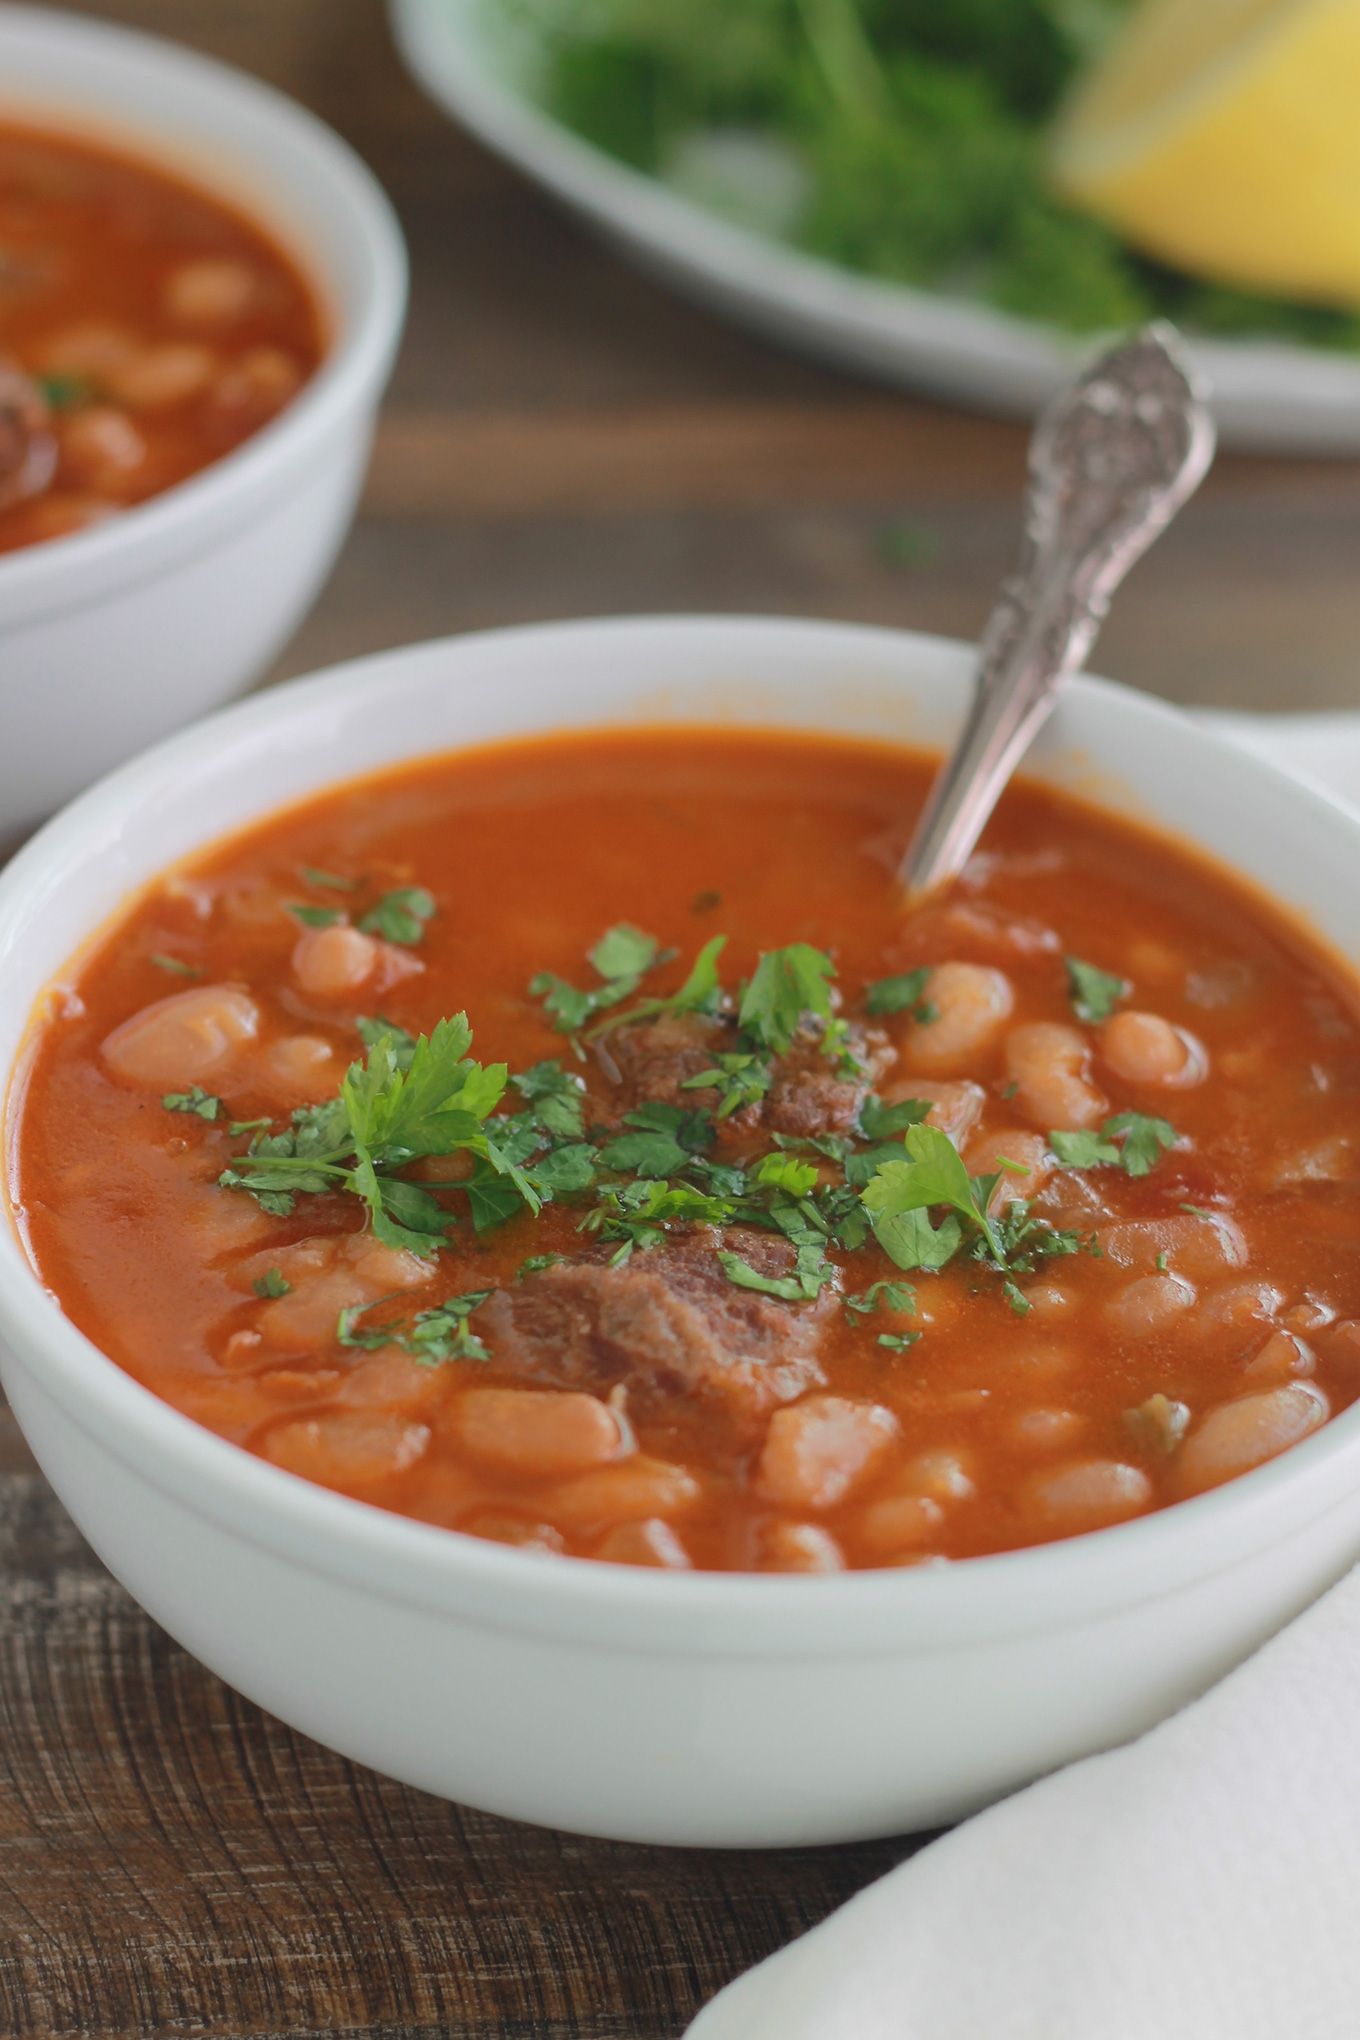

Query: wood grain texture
(9, 1), (1360, 2031)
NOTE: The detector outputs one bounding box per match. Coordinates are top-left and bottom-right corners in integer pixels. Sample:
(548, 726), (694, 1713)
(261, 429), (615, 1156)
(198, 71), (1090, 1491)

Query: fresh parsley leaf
(163, 1086), (223, 1122)
(739, 944), (835, 1055)
(844, 1278), (916, 1322)
(877, 1331), (921, 1352)
(511, 1060), (586, 1139)
(464, 1156), (529, 1234)
(1050, 1112), (1178, 1178)
(870, 1205), (963, 1272)
(287, 902), (347, 929)
(598, 1128), (691, 1177)
(717, 1233), (834, 1302)
(1066, 956), (1129, 1024)
(858, 1094), (931, 1139)
(518, 1253), (564, 1279)
(357, 1014), (418, 1070)
(1104, 1111), (1178, 1177)
(37, 372), (90, 410)
(752, 1151), (819, 1198)
(527, 1142), (599, 1194)
(252, 1268), (291, 1299)
(864, 968), (930, 1016)
(150, 953), (202, 977)
(1048, 1128), (1122, 1169)
(299, 866), (358, 891)
(337, 1293), (408, 1350)
(228, 1117), (272, 1137)
(588, 923), (659, 980)
(680, 1051), (773, 1118)
(861, 1123), (1003, 1265)
(358, 886), (437, 946)
(401, 1291), (494, 1364)
(588, 933), (728, 1038)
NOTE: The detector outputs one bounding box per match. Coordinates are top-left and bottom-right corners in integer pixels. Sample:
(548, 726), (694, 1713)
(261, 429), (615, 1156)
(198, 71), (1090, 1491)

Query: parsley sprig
(1049, 1112), (1178, 1178)
(337, 1288), (494, 1363)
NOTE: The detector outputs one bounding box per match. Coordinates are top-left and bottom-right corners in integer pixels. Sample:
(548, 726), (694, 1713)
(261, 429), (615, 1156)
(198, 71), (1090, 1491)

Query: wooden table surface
(8, 5), (1360, 2036)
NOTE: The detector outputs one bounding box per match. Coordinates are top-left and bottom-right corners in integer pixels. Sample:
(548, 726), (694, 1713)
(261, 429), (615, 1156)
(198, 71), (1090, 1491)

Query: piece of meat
(478, 1227), (831, 1424)
(595, 1013), (895, 1143)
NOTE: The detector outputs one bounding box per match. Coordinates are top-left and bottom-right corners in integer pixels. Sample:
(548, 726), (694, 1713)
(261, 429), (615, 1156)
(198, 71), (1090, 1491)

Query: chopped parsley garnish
(599, 1100), (713, 1178)
(518, 1253), (564, 1279)
(530, 922), (664, 1040)
(1065, 956), (1129, 1025)
(163, 1086), (224, 1122)
(858, 1094), (931, 1140)
(358, 886), (437, 946)
(150, 954), (203, 977)
(877, 1331), (921, 1352)
(861, 1124), (1003, 1271)
(681, 1050), (773, 1118)
(1049, 1112), (1178, 1178)
(717, 1241), (833, 1302)
(588, 934), (727, 1039)
(337, 1289), (494, 1363)
(844, 1279), (916, 1323)
(229, 1117), (272, 1136)
(38, 372), (91, 410)
(510, 1060), (587, 1139)
(252, 1268), (291, 1299)
(357, 1014), (418, 1070)
(287, 902), (346, 929)
(864, 967), (932, 1018)
(299, 866), (358, 891)
(692, 889), (721, 913)
(219, 1016), (510, 1254)
(739, 944), (835, 1056)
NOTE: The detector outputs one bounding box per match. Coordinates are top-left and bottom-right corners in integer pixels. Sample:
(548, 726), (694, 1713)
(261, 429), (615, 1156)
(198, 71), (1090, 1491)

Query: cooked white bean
(460, 1512), (565, 1555)
(343, 1239), (435, 1291)
(265, 1033), (335, 1098)
(595, 1518), (691, 1568)
(963, 1127), (1051, 1211)
(902, 963), (1014, 1074)
(338, 1348), (452, 1417)
(102, 984), (258, 1084)
(1012, 1408), (1086, 1449)
(1176, 1385), (1329, 1496)
(858, 1492), (944, 1557)
(211, 346), (302, 416)
(1024, 1284), (1075, 1320)
(292, 923), (378, 996)
(758, 1521), (845, 1572)
(262, 1412), (430, 1487)
(1103, 1213), (1247, 1280)
(1005, 1022), (1106, 1132)
(39, 321), (136, 376)
(454, 1389), (627, 1479)
(544, 1457), (701, 1532)
(756, 1395), (899, 1511)
(1104, 1273), (1196, 1337)
(59, 406), (146, 489)
(1101, 1011), (1205, 1086)
(1023, 1458), (1152, 1532)
(1196, 1279), (1284, 1334)
(106, 343), (216, 408)
(164, 257), (258, 324)
(896, 1449), (975, 1503)
(1242, 1330), (1314, 1383)
(880, 1077), (985, 1148)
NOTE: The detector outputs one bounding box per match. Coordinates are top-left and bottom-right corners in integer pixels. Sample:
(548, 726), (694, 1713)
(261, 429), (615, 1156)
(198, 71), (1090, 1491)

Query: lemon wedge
(1049, 0), (1360, 308)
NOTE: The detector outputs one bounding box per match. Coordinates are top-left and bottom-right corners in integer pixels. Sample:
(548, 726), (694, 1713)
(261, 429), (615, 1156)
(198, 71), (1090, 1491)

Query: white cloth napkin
(688, 711), (1360, 2040)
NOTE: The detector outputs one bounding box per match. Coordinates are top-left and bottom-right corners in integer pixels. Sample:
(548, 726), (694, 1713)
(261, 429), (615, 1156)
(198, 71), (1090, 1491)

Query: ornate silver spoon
(900, 323), (1215, 900)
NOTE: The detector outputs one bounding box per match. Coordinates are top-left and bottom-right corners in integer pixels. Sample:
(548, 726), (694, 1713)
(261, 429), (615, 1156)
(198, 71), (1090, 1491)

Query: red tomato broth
(0, 122), (324, 553)
(11, 726), (1360, 1573)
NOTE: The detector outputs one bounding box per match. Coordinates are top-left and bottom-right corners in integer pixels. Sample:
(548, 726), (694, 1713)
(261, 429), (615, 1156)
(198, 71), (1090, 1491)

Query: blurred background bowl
(0, 3), (408, 841)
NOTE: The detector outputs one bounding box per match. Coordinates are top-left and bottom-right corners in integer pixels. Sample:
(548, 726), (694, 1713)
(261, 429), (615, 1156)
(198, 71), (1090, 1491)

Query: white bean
(106, 343), (217, 409)
(1105, 1272), (1196, 1337)
(756, 1395), (899, 1511)
(454, 1389), (627, 1479)
(963, 1127), (1051, 1210)
(1103, 1213), (1247, 1281)
(595, 1518), (691, 1568)
(102, 984), (258, 1085)
(1023, 1458), (1152, 1532)
(1005, 1022), (1106, 1131)
(164, 257), (258, 324)
(879, 1077), (985, 1148)
(1242, 1331), (1314, 1384)
(1101, 1011), (1205, 1087)
(292, 924), (378, 996)
(262, 1412), (430, 1487)
(858, 1492), (944, 1557)
(758, 1521), (845, 1572)
(1175, 1385), (1329, 1496)
(902, 963), (1014, 1074)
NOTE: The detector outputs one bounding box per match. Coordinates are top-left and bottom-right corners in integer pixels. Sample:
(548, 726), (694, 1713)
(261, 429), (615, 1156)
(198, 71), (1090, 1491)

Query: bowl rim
(0, 1), (407, 622)
(3, 611), (1360, 1656)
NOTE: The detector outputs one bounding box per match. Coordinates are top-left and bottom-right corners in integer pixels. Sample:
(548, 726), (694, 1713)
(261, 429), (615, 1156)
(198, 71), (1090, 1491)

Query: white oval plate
(392, 0), (1360, 456)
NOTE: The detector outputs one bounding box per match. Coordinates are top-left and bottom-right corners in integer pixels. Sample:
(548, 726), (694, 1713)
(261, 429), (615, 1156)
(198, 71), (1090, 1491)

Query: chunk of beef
(595, 1013), (895, 1143)
(592, 1013), (721, 1123)
(478, 1227), (830, 1424)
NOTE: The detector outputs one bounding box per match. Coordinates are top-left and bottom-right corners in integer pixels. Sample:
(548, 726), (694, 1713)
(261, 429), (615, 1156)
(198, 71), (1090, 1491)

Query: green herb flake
(299, 866), (359, 891)
(518, 1253), (564, 1280)
(864, 967), (930, 1016)
(358, 886), (437, 947)
(1050, 1112), (1178, 1179)
(1125, 1393), (1191, 1455)
(287, 903), (347, 929)
(877, 1331), (921, 1352)
(150, 953), (203, 978)
(859, 1094), (931, 1140)
(1066, 955), (1129, 1025)
(739, 944), (835, 1055)
(163, 1086), (224, 1122)
(692, 889), (722, 913)
(229, 1117), (273, 1137)
(844, 1278), (916, 1323)
(252, 1268), (291, 1299)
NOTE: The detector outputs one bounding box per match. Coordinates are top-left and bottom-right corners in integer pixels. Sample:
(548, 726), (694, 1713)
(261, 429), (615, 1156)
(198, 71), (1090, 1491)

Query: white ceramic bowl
(0, 4), (407, 838)
(2, 616), (1360, 1850)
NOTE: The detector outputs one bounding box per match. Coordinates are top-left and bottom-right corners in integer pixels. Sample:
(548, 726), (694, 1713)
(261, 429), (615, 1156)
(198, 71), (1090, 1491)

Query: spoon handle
(900, 323), (1215, 900)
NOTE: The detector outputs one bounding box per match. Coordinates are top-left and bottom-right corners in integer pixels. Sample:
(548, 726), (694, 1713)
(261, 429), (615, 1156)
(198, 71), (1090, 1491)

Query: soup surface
(13, 729), (1360, 1572)
(0, 123), (323, 553)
